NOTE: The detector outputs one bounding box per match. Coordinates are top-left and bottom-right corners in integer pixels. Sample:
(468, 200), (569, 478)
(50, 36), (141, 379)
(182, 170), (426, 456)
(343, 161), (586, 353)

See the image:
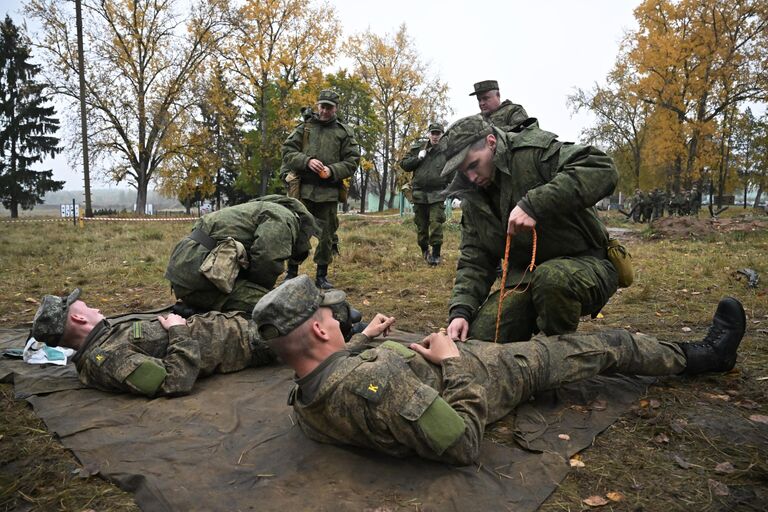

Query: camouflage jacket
(399, 140), (448, 204)
(291, 335), (540, 465)
(281, 115), (361, 203)
(484, 99), (529, 131)
(71, 311), (274, 397)
(165, 196), (317, 292)
(448, 126), (617, 317)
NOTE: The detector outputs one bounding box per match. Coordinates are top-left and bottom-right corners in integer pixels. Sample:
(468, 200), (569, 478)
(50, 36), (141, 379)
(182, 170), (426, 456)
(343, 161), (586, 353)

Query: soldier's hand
(507, 205), (536, 236)
(362, 313), (395, 338)
(307, 158), (325, 173)
(410, 332), (460, 364)
(158, 313), (187, 330)
(417, 149), (427, 159)
(447, 318), (469, 342)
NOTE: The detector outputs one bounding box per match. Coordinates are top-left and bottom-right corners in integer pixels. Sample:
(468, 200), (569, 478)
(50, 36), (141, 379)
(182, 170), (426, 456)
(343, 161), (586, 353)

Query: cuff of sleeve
(167, 324), (190, 342)
(516, 198), (538, 221)
(449, 306), (472, 323)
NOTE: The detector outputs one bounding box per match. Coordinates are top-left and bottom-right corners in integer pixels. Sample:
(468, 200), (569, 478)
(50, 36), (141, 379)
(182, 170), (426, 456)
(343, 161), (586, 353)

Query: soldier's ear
(309, 319), (330, 342)
(70, 313), (87, 325)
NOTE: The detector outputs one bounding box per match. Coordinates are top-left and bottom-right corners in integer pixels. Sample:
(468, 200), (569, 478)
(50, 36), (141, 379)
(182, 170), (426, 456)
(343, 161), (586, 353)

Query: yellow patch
(367, 384), (379, 393)
(95, 354), (105, 363)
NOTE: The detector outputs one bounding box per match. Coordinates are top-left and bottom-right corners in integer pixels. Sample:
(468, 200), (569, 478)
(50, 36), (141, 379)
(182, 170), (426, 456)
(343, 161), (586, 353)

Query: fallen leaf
(583, 495), (609, 507)
(606, 491), (625, 502)
(681, 326), (692, 332)
(362, 299), (370, 306)
(653, 433), (670, 444)
(570, 458), (586, 468)
(655, 311), (662, 317)
(24, 297), (39, 304)
(708, 479), (729, 496)
(703, 393), (730, 402)
(714, 462), (735, 474)
(595, 312), (604, 319)
(558, 434), (570, 441)
(639, 399), (649, 408)
(748, 414), (768, 425)
(734, 400), (759, 410)
(670, 418), (688, 433)
(650, 399), (661, 408)
(673, 454), (693, 469)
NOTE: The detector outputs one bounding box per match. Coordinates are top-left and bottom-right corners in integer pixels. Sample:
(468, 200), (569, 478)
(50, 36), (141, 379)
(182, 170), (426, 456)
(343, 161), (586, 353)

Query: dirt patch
(650, 215), (768, 239)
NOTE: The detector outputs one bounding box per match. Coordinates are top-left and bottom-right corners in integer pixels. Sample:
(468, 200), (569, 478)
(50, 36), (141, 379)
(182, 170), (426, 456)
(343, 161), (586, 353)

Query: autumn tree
(0, 16), (63, 217)
(626, 0), (768, 191)
(221, 0), (338, 197)
(26, 0), (228, 212)
(568, 60), (651, 193)
(731, 107), (768, 207)
(344, 25), (451, 211)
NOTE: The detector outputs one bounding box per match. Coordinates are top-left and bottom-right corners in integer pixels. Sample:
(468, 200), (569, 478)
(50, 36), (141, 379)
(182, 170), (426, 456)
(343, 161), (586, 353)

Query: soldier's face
(316, 102), (337, 121)
(429, 131), (442, 145)
(458, 136), (496, 188)
(69, 300), (105, 324)
(476, 90), (501, 114)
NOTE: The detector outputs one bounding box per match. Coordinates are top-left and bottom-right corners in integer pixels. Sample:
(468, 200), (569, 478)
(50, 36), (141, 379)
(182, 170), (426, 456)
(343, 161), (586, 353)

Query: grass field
(1, 209), (767, 511)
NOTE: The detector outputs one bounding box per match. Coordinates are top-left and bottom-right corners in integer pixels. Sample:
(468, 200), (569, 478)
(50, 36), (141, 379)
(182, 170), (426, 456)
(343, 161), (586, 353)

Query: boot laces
(702, 322), (724, 346)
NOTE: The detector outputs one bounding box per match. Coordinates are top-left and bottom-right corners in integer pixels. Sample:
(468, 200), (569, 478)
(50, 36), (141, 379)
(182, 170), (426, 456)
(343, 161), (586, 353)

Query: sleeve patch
(132, 321), (143, 339)
(90, 348), (109, 366)
(417, 396), (466, 455)
(125, 360), (167, 396)
(352, 381), (385, 403)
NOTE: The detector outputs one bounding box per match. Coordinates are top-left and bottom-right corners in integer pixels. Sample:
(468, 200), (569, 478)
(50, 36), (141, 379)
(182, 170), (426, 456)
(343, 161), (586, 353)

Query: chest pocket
(399, 383), (466, 455)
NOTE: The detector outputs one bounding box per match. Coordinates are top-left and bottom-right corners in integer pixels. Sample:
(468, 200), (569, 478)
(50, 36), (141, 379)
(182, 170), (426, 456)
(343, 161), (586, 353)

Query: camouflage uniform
(470, 80), (530, 131)
(688, 188), (701, 217)
(443, 119), (618, 342)
(650, 188), (666, 220)
(630, 190), (644, 222)
(72, 310), (275, 397)
(281, 96), (360, 268)
(289, 330), (686, 465)
(399, 126), (448, 257)
(165, 196), (318, 312)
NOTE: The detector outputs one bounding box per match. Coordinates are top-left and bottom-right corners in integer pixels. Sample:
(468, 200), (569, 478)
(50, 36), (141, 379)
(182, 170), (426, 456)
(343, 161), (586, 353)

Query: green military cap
(428, 123), (444, 134)
(31, 288), (81, 347)
(252, 275), (346, 340)
(469, 80), (499, 96)
(317, 89), (340, 106)
(439, 115), (494, 177)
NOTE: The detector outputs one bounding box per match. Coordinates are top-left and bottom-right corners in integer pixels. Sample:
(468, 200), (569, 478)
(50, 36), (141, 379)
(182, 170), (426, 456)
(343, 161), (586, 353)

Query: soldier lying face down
(30, 288), (360, 397)
(252, 275), (746, 465)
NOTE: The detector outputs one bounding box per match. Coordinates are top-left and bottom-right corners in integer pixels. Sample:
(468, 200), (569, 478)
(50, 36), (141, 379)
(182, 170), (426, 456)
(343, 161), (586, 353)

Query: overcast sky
(5, 0), (640, 190)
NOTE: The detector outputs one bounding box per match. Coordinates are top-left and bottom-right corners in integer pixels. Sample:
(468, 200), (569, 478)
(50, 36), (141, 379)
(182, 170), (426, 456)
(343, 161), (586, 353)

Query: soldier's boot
(428, 245), (441, 266)
(679, 297), (745, 375)
(285, 264), (299, 280)
(420, 245), (430, 263)
(315, 265), (334, 290)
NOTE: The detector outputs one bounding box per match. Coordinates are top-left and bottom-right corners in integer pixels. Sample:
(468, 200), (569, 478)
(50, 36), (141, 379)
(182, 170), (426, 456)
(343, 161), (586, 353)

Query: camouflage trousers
(301, 199), (338, 266)
(172, 279), (270, 313)
(469, 256), (618, 342)
(462, 329), (687, 423)
(413, 201), (446, 250)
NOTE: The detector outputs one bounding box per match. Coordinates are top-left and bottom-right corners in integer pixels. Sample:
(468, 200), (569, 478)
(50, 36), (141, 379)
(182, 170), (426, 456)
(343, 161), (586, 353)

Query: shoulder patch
(352, 380), (385, 403)
(90, 348), (109, 366)
(379, 340), (416, 359)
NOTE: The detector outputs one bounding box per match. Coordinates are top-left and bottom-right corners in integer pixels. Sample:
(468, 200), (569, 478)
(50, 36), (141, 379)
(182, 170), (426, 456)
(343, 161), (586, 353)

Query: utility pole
(75, 0), (92, 217)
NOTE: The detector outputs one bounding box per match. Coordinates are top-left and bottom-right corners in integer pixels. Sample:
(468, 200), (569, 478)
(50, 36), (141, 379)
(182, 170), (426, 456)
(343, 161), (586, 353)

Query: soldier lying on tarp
(252, 275), (746, 466)
(29, 287), (359, 397)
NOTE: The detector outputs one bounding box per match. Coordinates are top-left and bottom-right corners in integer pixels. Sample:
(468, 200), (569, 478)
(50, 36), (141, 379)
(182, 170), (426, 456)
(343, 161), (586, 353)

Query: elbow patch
(400, 385), (465, 455)
(126, 361), (167, 396)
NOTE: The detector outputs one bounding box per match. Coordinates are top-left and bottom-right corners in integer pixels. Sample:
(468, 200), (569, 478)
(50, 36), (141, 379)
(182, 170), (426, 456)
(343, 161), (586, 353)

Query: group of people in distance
(629, 187), (702, 223)
(31, 80), (747, 466)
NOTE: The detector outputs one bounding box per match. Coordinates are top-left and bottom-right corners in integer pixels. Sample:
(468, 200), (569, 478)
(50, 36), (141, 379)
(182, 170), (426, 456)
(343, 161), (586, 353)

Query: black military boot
(420, 245), (430, 263)
(429, 245), (442, 266)
(285, 263), (299, 280)
(315, 265), (334, 290)
(680, 297), (746, 375)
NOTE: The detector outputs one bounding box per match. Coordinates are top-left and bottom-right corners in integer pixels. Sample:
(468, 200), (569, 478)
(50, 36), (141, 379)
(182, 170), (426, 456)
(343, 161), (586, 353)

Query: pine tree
(0, 16), (63, 217)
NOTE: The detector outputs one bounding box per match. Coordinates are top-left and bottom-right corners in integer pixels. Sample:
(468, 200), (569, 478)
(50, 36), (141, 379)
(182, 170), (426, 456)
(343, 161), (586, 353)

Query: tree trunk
(753, 185), (763, 208)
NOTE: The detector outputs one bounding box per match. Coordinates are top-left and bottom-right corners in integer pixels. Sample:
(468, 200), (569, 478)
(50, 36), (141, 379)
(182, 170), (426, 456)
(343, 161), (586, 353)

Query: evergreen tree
(0, 16), (63, 217)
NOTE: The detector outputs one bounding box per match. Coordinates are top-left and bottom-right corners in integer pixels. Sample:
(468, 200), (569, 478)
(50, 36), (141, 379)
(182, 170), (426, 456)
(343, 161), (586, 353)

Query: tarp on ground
(1, 328), (651, 512)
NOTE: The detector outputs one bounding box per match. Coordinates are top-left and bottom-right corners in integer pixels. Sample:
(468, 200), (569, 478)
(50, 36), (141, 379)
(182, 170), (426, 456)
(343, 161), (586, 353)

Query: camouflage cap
(252, 275), (346, 341)
(31, 288), (81, 347)
(428, 123), (444, 134)
(317, 89), (340, 106)
(469, 80), (499, 96)
(440, 115), (494, 177)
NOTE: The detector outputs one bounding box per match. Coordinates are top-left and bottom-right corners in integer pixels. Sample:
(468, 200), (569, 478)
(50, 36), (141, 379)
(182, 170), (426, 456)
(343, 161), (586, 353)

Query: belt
(188, 227), (216, 251)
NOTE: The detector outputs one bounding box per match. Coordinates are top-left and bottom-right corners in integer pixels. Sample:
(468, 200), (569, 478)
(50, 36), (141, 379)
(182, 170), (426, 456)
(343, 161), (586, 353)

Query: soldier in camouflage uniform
(439, 116), (619, 343)
(630, 189), (644, 222)
(281, 90), (361, 289)
(30, 289), (276, 397)
(470, 80), (530, 131)
(399, 123), (449, 265)
(689, 187), (701, 217)
(252, 275), (746, 465)
(650, 188), (666, 221)
(165, 195), (318, 313)
(641, 190), (654, 222)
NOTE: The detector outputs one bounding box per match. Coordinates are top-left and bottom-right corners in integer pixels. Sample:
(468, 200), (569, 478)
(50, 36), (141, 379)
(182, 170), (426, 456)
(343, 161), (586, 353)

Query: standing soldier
(668, 192), (680, 217)
(689, 186), (701, 217)
(399, 123), (448, 266)
(282, 90), (361, 289)
(641, 190), (653, 223)
(470, 80), (530, 131)
(650, 188), (665, 221)
(630, 189), (644, 222)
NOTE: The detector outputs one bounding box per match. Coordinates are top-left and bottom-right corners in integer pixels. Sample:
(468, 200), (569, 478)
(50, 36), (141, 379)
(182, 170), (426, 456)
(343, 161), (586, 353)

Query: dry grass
(1, 208), (767, 511)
